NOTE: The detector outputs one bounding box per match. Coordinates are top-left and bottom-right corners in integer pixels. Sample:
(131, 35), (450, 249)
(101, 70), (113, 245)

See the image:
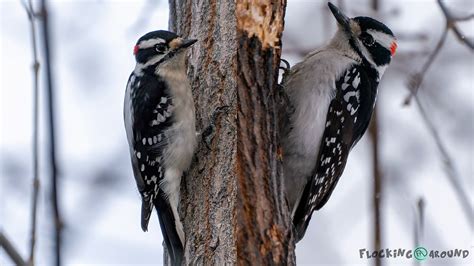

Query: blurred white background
(1, 0), (473, 265)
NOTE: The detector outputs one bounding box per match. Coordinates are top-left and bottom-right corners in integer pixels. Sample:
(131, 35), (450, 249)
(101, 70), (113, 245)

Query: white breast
(282, 48), (356, 213)
(157, 57), (197, 173)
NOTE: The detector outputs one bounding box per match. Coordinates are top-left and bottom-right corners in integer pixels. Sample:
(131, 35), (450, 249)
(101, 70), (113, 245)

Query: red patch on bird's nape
(390, 41), (397, 56)
(133, 45), (139, 55)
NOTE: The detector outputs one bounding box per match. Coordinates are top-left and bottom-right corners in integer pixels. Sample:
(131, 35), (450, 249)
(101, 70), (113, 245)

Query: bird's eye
(155, 44), (167, 53)
(360, 33), (375, 46)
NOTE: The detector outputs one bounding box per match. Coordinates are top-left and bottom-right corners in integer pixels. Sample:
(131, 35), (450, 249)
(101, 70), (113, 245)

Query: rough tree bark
(168, 0), (295, 264)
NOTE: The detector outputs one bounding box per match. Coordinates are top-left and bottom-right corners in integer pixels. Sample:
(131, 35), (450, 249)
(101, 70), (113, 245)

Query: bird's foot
(279, 58), (291, 85)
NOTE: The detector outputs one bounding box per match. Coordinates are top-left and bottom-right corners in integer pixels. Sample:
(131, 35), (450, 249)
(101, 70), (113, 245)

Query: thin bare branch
(403, 27), (448, 105)
(413, 96), (473, 229)
(413, 198), (424, 266)
(0, 231), (27, 266)
(452, 13), (474, 22)
(371, 2), (382, 265)
(21, 0), (41, 264)
(437, 0), (474, 49)
(400, 3), (473, 226)
(39, 0), (62, 265)
(404, 0), (473, 105)
(369, 110), (383, 266)
(450, 24), (474, 49)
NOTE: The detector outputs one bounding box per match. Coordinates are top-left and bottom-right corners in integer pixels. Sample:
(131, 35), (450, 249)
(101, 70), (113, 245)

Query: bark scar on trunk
(236, 0), (285, 49)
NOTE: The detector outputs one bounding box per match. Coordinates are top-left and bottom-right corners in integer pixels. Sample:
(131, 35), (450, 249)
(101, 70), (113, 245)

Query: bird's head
(328, 2), (397, 77)
(133, 30), (197, 72)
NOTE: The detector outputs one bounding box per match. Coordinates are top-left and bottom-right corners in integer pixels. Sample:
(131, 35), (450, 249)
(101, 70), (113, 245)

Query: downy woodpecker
(280, 3), (397, 241)
(124, 30), (197, 264)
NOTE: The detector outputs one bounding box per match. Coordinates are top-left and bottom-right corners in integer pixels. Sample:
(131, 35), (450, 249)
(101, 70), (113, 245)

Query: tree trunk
(168, 0), (295, 264)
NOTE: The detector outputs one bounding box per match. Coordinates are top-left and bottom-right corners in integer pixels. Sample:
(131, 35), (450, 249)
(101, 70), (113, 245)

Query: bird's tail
(141, 193), (154, 232)
(154, 193), (184, 266)
(292, 182), (313, 242)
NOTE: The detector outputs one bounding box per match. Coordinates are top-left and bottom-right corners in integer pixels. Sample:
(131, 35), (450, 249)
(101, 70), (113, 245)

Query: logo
(414, 247), (428, 261)
(359, 247), (470, 261)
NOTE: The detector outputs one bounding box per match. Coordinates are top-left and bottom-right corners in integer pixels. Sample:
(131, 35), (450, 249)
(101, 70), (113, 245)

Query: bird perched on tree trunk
(280, 2), (397, 241)
(124, 30), (197, 265)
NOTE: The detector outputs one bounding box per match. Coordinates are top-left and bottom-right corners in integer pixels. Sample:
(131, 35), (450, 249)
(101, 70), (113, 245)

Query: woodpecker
(280, 3), (397, 241)
(124, 30), (197, 264)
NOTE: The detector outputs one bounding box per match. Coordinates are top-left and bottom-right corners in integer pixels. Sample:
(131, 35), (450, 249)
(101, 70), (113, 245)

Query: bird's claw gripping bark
(279, 58), (291, 85)
(277, 58), (294, 115)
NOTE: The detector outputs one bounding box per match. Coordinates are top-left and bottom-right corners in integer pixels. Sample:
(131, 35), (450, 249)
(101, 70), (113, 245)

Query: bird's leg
(201, 106), (230, 150)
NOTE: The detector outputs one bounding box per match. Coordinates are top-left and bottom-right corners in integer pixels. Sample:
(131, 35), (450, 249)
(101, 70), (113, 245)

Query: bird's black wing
(126, 72), (183, 263)
(293, 65), (378, 241)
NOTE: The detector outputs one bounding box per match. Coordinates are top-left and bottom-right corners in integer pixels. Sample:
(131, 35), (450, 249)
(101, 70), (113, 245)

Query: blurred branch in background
(20, 0), (41, 264)
(369, 112), (382, 266)
(413, 198), (425, 266)
(437, 0), (474, 48)
(404, 27), (447, 105)
(370, 2), (382, 266)
(402, 0), (474, 230)
(405, 0), (474, 104)
(0, 232), (27, 266)
(39, 0), (62, 265)
(413, 96), (473, 228)
(415, 198), (425, 246)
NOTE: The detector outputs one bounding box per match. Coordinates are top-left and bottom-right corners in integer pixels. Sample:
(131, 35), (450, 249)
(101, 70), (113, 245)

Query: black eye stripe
(369, 43), (391, 66)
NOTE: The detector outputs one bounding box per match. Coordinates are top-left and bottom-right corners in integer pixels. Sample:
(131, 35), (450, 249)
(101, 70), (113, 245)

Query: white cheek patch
(134, 54), (166, 75)
(138, 38), (166, 49)
(367, 29), (395, 51)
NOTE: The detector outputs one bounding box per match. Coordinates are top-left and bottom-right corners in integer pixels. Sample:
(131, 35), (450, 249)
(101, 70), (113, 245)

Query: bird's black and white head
(133, 30), (197, 75)
(328, 2), (397, 79)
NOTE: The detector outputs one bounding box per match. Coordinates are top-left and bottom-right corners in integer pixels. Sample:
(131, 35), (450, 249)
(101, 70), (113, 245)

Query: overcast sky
(1, 0), (472, 265)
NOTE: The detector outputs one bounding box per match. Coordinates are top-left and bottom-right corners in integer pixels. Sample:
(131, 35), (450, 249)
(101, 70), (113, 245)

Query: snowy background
(1, 0), (473, 265)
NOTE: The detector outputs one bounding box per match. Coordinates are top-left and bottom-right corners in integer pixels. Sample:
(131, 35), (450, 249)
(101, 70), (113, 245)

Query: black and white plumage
(124, 30), (197, 264)
(280, 3), (397, 241)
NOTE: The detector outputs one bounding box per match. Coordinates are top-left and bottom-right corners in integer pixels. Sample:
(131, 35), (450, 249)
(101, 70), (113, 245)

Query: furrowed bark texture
(169, 1), (238, 264)
(169, 0), (294, 264)
(235, 1), (294, 265)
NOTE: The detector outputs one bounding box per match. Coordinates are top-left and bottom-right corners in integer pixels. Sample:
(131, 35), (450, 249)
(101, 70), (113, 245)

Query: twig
(401, 0), (473, 231)
(450, 13), (474, 22)
(0, 231), (27, 266)
(39, 0), (62, 265)
(404, 27), (448, 105)
(21, 0), (41, 264)
(369, 110), (383, 266)
(404, 0), (474, 104)
(371, 2), (382, 266)
(413, 198), (424, 266)
(417, 198), (425, 245)
(437, 0), (474, 49)
(414, 96), (473, 229)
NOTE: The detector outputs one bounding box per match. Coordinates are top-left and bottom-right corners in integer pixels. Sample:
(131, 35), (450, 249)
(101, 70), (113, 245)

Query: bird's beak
(179, 38), (197, 49)
(328, 2), (351, 33)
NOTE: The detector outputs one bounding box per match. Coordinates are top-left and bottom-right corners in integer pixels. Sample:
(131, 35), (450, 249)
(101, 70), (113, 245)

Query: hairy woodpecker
(124, 30), (197, 264)
(280, 3), (397, 241)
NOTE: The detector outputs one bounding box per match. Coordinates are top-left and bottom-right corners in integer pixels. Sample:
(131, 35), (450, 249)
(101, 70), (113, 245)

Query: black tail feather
(293, 181), (312, 242)
(141, 195), (153, 232)
(154, 194), (184, 266)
